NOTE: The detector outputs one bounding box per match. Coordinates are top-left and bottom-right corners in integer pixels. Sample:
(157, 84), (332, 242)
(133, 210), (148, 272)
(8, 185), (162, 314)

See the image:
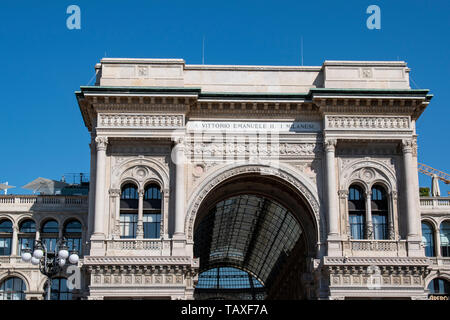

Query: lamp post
(21, 238), (79, 300)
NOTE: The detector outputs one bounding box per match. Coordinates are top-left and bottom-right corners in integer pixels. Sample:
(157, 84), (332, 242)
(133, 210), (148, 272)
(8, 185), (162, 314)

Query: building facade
(1, 59), (449, 300)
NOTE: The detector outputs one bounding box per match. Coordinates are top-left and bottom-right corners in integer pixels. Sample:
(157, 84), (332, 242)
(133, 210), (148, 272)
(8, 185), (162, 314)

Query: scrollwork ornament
(95, 136), (108, 151)
(324, 139), (337, 152)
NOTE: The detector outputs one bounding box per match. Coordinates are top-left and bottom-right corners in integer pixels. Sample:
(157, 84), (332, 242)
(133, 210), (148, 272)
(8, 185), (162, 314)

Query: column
(11, 225), (18, 256)
(87, 136), (97, 238)
(173, 137), (186, 238)
(435, 226), (442, 258)
(137, 189), (144, 239)
(402, 139), (419, 239)
(108, 189), (121, 239)
(324, 139), (339, 239)
(92, 136), (108, 239)
(365, 190), (373, 239)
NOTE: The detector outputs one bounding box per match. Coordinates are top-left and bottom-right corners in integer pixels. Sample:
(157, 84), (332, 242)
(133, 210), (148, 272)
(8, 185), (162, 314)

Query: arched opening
(192, 173), (317, 300)
(120, 183), (139, 239)
(421, 221), (435, 257)
(41, 219), (59, 251)
(427, 278), (450, 297)
(43, 277), (73, 300)
(0, 277), (26, 300)
(64, 219), (82, 255)
(440, 221), (450, 257)
(348, 185), (365, 240)
(0, 219), (13, 256)
(143, 183), (162, 239)
(371, 185), (389, 240)
(18, 219), (36, 256)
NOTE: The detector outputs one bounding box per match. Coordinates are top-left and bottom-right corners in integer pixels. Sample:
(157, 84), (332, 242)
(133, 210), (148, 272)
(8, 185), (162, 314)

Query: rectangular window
(18, 237), (35, 255)
(349, 214), (365, 239)
(373, 214), (388, 240)
(0, 237), (11, 256)
(120, 213), (138, 238)
(143, 213), (161, 239)
(66, 237), (82, 254)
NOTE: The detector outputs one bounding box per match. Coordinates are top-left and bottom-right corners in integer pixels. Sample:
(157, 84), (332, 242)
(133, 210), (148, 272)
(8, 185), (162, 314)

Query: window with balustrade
(371, 185), (389, 240)
(41, 220), (59, 251)
(18, 219), (36, 256)
(64, 220), (82, 255)
(421, 221), (435, 257)
(0, 277), (26, 300)
(0, 219), (13, 256)
(440, 221), (450, 257)
(348, 185), (365, 239)
(143, 184), (161, 239)
(120, 183), (138, 238)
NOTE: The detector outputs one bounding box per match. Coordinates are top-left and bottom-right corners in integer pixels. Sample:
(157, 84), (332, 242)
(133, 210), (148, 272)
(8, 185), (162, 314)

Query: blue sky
(0, 0), (449, 195)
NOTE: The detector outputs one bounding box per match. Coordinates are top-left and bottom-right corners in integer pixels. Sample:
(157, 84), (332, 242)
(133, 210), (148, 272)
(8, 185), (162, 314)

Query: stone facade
(1, 58), (449, 300)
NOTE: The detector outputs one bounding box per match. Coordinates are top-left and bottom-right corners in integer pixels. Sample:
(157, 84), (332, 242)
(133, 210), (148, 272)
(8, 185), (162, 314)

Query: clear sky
(0, 0), (449, 195)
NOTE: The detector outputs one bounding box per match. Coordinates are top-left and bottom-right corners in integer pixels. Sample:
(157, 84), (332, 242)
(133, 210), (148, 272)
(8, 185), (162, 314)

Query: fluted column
(137, 189), (144, 239)
(92, 136), (108, 239)
(402, 139), (419, 239)
(173, 137), (186, 238)
(365, 190), (373, 239)
(324, 139), (339, 239)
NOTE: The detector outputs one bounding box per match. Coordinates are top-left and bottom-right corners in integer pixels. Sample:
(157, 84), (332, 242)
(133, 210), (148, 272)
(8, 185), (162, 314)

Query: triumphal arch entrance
(77, 58), (432, 300)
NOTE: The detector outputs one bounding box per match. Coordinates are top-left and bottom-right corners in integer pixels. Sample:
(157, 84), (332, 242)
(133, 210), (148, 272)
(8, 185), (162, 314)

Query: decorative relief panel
(326, 116), (410, 130)
(98, 113), (184, 128)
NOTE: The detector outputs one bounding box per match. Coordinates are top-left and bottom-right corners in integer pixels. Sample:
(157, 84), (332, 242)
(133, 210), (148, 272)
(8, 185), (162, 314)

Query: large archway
(191, 171), (319, 300)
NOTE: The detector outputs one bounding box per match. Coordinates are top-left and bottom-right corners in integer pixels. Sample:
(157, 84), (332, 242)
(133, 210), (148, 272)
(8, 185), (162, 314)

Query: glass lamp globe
(33, 249), (44, 259)
(58, 258), (66, 267)
(31, 257), (40, 265)
(68, 253), (79, 264)
(21, 251), (32, 262)
(58, 249), (69, 260)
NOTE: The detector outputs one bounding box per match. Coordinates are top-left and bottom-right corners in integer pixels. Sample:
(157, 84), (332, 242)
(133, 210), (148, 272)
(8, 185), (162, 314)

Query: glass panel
(421, 222), (435, 257)
(0, 220), (13, 233)
(64, 221), (82, 233)
(143, 213), (161, 238)
(121, 184), (138, 200)
(440, 221), (450, 257)
(144, 185), (161, 200)
(44, 278), (72, 300)
(0, 237), (12, 256)
(19, 220), (36, 233)
(373, 214), (388, 240)
(66, 237), (82, 253)
(18, 237), (35, 255)
(42, 238), (57, 251)
(0, 277), (26, 300)
(120, 214), (138, 238)
(42, 220), (59, 233)
(349, 214), (365, 239)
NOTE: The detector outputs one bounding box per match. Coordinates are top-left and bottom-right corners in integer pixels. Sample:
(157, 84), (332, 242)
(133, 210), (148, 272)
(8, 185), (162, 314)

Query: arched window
(18, 219), (36, 256)
(43, 278), (72, 300)
(41, 220), (59, 251)
(120, 183), (138, 239)
(0, 277), (26, 300)
(143, 184), (162, 239)
(428, 278), (450, 296)
(348, 185), (365, 239)
(440, 221), (450, 257)
(0, 219), (13, 256)
(64, 220), (82, 255)
(371, 185), (389, 240)
(421, 221), (435, 257)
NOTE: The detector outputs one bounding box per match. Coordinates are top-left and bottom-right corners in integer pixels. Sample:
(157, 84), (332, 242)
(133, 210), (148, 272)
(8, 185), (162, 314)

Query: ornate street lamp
(21, 238), (79, 300)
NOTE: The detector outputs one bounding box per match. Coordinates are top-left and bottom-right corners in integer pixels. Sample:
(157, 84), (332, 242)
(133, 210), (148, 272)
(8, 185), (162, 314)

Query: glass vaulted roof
(194, 194), (302, 285)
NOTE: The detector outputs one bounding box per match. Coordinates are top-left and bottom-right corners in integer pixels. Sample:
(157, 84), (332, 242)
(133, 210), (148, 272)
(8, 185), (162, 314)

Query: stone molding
(326, 115), (410, 130)
(98, 113), (184, 128)
(95, 136), (108, 151)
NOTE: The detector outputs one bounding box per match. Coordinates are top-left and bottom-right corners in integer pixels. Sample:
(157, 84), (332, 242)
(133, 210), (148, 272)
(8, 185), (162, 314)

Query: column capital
(138, 189), (145, 197)
(109, 188), (121, 197)
(172, 136), (185, 145)
(401, 139), (414, 154)
(95, 136), (108, 151)
(324, 139), (337, 152)
(338, 189), (349, 199)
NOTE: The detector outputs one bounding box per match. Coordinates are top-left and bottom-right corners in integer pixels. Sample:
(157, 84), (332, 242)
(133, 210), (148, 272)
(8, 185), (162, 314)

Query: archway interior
(194, 194), (303, 299)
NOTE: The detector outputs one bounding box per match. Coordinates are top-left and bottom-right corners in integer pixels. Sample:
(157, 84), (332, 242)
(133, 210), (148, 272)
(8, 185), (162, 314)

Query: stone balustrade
(343, 240), (407, 257)
(0, 195), (88, 211)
